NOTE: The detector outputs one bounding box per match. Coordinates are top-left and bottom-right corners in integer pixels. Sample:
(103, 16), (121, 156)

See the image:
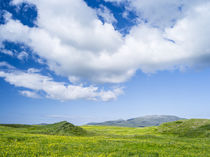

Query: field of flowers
(0, 123), (210, 156)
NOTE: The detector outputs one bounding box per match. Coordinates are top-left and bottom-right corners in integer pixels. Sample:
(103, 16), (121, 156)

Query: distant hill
(157, 119), (210, 137)
(87, 115), (185, 127)
(37, 123), (48, 125)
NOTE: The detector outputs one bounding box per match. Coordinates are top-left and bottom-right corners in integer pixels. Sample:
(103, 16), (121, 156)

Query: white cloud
(68, 76), (80, 84)
(122, 11), (129, 19)
(104, 0), (124, 4)
(127, 0), (183, 28)
(0, 0), (210, 87)
(0, 62), (15, 69)
(2, 11), (12, 23)
(0, 68), (123, 101)
(0, 49), (13, 56)
(96, 5), (117, 24)
(99, 87), (123, 101)
(105, 0), (209, 28)
(19, 90), (41, 98)
(0, 18), (30, 45)
(17, 51), (28, 60)
(1, 0), (125, 83)
(0, 39), (13, 56)
(27, 68), (41, 73)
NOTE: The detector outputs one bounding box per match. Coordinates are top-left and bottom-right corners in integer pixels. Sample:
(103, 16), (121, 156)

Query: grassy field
(0, 119), (210, 157)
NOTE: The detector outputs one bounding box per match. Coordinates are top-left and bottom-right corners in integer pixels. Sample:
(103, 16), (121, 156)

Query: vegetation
(0, 119), (210, 156)
(30, 121), (89, 136)
(87, 115), (184, 127)
(0, 121), (88, 136)
(157, 119), (210, 137)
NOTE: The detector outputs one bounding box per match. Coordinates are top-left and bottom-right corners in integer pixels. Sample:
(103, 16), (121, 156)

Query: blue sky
(0, 0), (210, 125)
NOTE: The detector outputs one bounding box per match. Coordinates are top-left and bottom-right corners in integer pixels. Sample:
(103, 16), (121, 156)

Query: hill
(87, 115), (185, 127)
(0, 121), (88, 136)
(157, 119), (210, 137)
(35, 121), (88, 136)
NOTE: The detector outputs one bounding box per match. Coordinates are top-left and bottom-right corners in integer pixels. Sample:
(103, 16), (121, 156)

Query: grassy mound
(33, 121), (88, 136)
(157, 119), (210, 137)
(1, 121), (88, 136)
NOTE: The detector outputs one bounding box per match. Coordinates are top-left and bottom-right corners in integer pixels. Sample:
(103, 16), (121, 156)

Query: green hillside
(158, 119), (210, 137)
(33, 121), (88, 136)
(88, 115), (184, 127)
(0, 119), (210, 156)
(0, 121), (88, 136)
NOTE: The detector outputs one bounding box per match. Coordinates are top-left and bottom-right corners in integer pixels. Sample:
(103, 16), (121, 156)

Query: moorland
(0, 119), (210, 156)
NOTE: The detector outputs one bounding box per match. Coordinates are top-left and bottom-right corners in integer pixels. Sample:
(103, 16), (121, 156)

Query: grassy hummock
(157, 119), (210, 137)
(0, 121), (88, 136)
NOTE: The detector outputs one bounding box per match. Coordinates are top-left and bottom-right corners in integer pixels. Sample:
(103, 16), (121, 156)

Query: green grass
(0, 119), (210, 156)
(29, 121), (89, 136)
(0, 121), (89, 136)
(157, 119), (210, 137)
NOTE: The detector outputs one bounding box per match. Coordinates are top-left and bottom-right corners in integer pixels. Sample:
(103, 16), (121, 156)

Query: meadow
(0, 119), (210, 157)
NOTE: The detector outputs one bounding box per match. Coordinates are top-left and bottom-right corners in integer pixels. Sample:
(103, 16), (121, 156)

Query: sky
(0, 0), (210, 125)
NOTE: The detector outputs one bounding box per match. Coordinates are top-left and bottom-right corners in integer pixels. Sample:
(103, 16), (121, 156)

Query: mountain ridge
(87, 115), (185, 127)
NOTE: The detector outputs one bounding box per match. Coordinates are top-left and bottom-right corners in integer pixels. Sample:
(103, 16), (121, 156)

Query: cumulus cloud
(105, 0), (209, 28)
(0, 68), (123, 101)
(1, 0), (125, 83)
(1, 0), (210, 100)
